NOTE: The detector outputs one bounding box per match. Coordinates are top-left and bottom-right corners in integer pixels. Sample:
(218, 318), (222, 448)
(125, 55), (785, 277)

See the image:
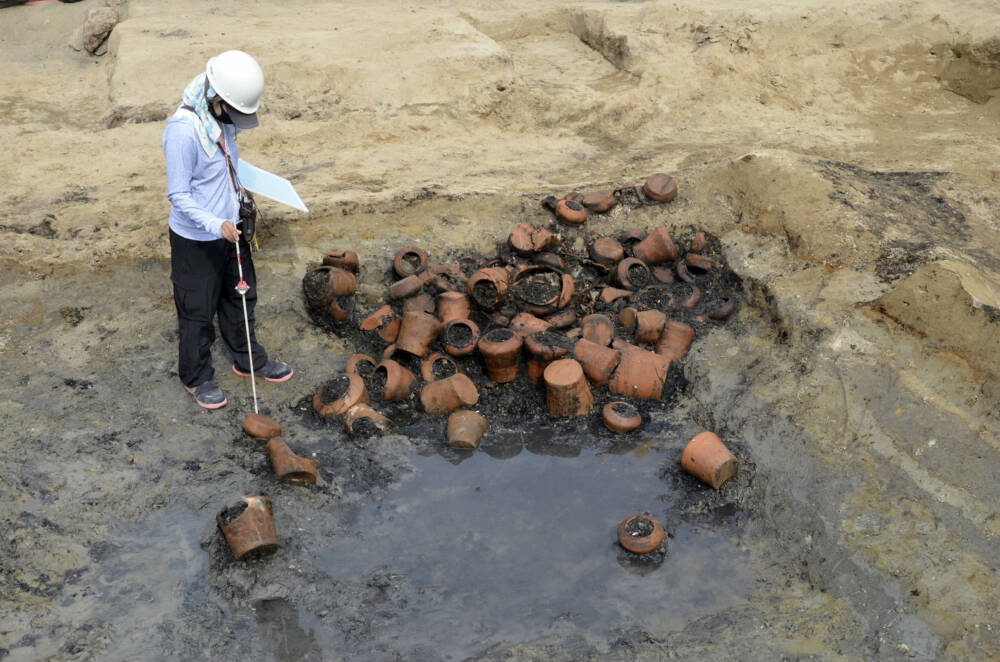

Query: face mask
(213, 103), (235, 125)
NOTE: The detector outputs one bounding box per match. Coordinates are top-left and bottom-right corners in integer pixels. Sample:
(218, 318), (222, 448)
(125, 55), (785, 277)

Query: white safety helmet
(206, 50), (264, 115)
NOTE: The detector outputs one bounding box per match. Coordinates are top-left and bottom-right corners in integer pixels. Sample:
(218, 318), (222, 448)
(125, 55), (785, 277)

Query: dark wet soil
(627, 262), (650, 287)
(319, 374), (350, 402)
(445, 322), (474, 346)
(482, 327), (515, 344)
(431, 356), (457, 379)
(625, 515), (655, 537)
(472, 280), (501, 308)
(513, 270), (561, 305)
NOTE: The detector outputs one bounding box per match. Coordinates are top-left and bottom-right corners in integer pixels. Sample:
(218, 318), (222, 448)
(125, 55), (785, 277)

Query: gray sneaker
(233, 360), (293, 383)
(184, 380), (227, 409)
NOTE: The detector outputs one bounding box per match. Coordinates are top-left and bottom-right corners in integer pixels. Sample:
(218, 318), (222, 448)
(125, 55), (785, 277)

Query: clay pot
(543, 358), (594, 418)
(685, 253), (717, 272)
(420, 373), (479, 416)
(402, 293), (436, 316)
(681, 431), (738, 489)
(652, 266), (674, 283)
(634, 310), (667, 344)
(709, 298), (739, 321)
(442, 318), (480, 357)
(509, 223), (558, 255)
(432, 264), (467, 292)
(314, 373), (368, 418)
(555, 199), (587, 224)
(322, 250), (360, 272)
(619, 230), (646, 255)
(447, 410), (487, 449)
(466, 267), (510, 309)
(689, 232), (707, 253)
(564, 191), (580, 201)
(344, 354), (377, 377)
(682, 285), (702, 309)
(302, 265), (337, 307)
(395, 311), (441, 357)
(618, 306), (639, 330)
(329, 267), (357, 297)
(524, 332), (573, 384)
(217, 496), (279, 560)
(544, 308), (577, 329)
(328, 297), (352, 322)
(373, 360), (418, 401)
(580, 314), (615, 347)
(388, 274), (425, 301)
(436, 291), (471, 325)
(589, 237), (625, 266)
(581, 190), (617, 213)
(603, 402), (641, 434)
(617, 514), (665, 554)
(393, 246), (428, 278)
(533, 252), (565, 272)
(509, 312), (552, 338)
(511, 266), (573, 315)
(614, 258), (651, 290)
(655, 321), (695, 363)
(642, 173), (678, 203)
(478, 328), (523, 383)
(343, 404), (391, 436)
(608, 348), (669, 399)
(421, 352), (459, 382)
(600, 287), (632, 304)
(572, 337), (622, 386)
(266, 439), (317, 484)
(241, 413), (282, 440)
(633, 228), (678, 265)
(360, 305), (400, 343)
(676, 260), (694, 284)
(382, 344), (398, 360)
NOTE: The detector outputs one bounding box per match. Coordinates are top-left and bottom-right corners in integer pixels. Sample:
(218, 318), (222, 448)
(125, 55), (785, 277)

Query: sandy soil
(1, 0), (1000, 660)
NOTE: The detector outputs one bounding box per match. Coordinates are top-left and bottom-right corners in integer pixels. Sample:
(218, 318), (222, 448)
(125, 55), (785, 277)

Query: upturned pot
(580, 314), (615, 347)
(395, 311), (441, 357)
(436, 291), (471, 325)
(466, 267), (510, 309)
(524, 331), (573, 384)
(421, 352), (459, 382)
(217, 496), (279, 560)
(543, 358), (594, 418)
(402, 293), (436, 315)
(360, 304), (400, 343)
(608, 347), (669, 399)
(373, 359), (418, 401)
(642, 173), (678, 203)
(614, 258), (652, 290)
(632, 228), (677, 265)
(442, 318), (480, 357)
(446, 410), (487, 449)
(681, 431), (738, 489)
(265, 439), (317, 484)
(508, 223), (558, 255)
(420, 373), (479, 416)
(581, 190), (617, 213)
(603, 402), (642, 434)
(322, 250), (360, 272)
(555, 199), (587, 224)
(477, 327), (523, 383)
(617, 514), (665, 554)
(544, 308), (577, 329)
(618, 306), (639, 331)
(509, 312), (552, 338)
(313, 373), (368, 418)
(572, 337), (622, 386)
(589, 236), (625, 266)
(654, 321), (695, 363)
(241, 413), (282, 440)
(393, 246), (428, 278)
(343, 403), (391, 437)
(388, 274), (425, 301)
(634, 310), (667, 344)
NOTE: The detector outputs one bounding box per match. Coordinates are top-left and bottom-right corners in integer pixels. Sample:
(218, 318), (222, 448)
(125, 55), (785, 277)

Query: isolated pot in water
(420, 373), (479, 416)
(632, 228), (677, 265)
(617, 514), (665, 554)
(681, 431), (738, 490)
(446, 410), (487, 449)
(266, 439), (317, 484)
(395, 311), (441, 357)
(478, 327), (523, 383)
(393, 246), (428, 278)
(217, 496), (279, 560)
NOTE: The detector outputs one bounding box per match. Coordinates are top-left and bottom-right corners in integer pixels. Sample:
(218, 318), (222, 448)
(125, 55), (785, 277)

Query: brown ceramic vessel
(555, 199), (587, 224)
(572, 337), (622, 386)
(313, 373), (368, 418)
(617, 514), (665, 554)
(373, 360), (418, 401)
(266, 439), (318, 484)
(395, 311), (441, 357)
(681, 431), (738, 489)
(655, 321), (695, 363)
(634, 310), (667, 344)
(543, 358), (594, 418)
(393, 246), (428, 278)
(343, 404), (391, 436)
(466, 267), (510, 309)
(446, 410), (487, 449)
(642, 173), (678, 203)
(477, 328), (523, 383)
(360, 304), (400, 342)
(614, 258), (651, 290)
(436, 291), (471, 325)
(632, 228), (678, 265)
(420, 373), (479, 416)
(421, 352), (459, 382)
(581, 190), (617, 213)
(322, 250), (360, 272)
(217, 496), (279, 560)
(580, 314), (615, 347)
(442, 318), (480, 357)
(242, 413), (282, 440)
(608, 348), (669, 399)
(589, 237), (625, 266)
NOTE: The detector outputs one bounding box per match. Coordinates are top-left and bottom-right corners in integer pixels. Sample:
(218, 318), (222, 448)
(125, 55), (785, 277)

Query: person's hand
(221, 221), (240, 244)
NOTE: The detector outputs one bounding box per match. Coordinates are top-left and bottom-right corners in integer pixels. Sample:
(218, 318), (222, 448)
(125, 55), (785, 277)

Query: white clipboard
(237, 159), (308, 212)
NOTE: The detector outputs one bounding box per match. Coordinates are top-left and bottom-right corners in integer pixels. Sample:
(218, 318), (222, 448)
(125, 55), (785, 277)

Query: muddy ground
(2, 1), (1000, 660)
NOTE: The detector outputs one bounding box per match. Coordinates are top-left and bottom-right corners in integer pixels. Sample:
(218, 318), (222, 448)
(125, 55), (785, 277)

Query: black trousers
(170, 229), (268, 388)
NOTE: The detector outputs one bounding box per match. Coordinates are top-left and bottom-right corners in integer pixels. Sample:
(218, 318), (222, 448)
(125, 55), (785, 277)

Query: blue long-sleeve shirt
(163, 108), (239, 241)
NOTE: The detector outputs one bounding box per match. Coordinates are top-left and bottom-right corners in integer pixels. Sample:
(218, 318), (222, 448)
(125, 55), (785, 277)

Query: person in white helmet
(162, 50), (293, 409)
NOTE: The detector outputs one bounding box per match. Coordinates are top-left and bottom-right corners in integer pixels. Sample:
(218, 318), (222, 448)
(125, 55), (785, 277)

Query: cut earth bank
(1, 0), (999, 660)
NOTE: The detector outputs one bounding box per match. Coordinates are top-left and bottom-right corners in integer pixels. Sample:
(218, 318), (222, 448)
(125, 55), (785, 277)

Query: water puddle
(302, 438), (752, 659)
